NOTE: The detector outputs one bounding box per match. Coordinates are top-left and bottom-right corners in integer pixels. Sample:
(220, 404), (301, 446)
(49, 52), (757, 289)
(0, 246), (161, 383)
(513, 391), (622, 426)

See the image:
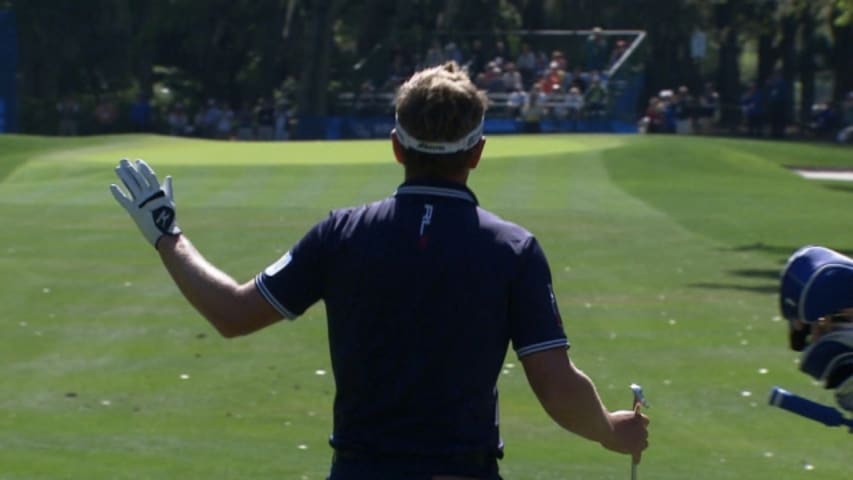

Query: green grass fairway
(1, 133), (851, 479)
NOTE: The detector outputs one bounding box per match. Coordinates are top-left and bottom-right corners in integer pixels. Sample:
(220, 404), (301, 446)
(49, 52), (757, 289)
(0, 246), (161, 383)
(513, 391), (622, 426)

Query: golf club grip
(768, 386), (846, 427)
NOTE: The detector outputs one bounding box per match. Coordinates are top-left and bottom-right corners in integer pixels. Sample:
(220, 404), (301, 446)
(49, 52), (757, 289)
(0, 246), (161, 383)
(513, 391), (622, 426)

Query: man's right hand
(601, 409), (650, 463)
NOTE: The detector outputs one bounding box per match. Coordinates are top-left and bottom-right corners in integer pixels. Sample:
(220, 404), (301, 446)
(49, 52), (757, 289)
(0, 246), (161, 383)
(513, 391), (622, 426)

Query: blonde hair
(395, 62), (488, 145)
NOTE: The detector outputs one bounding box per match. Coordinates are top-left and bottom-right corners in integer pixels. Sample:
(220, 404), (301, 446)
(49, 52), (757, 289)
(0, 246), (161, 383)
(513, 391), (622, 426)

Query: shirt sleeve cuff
(515, 338), (570, 358)
(254, 274), (298, 320)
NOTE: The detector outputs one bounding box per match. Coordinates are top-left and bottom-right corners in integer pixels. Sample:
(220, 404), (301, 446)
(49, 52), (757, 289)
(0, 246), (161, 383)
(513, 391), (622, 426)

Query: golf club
(630, 383), (648, 480)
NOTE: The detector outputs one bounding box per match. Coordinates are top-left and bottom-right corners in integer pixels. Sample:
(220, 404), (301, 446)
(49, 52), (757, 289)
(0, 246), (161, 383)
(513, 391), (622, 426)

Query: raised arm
(110, 158), (282, 338)
(520, 347), (649, 462)
(156, 234), (282, 337)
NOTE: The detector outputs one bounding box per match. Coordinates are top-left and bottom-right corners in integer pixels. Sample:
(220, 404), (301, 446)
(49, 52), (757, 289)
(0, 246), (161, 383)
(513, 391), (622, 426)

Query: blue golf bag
(778, 245), (853, 414)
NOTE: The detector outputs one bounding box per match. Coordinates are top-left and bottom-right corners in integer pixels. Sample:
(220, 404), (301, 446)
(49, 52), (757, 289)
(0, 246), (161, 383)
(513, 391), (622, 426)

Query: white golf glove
(110, 158), (181, 249)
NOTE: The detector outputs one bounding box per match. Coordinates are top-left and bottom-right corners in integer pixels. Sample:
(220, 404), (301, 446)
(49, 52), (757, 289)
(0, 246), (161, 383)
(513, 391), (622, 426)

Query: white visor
(394, 115), (484, 154)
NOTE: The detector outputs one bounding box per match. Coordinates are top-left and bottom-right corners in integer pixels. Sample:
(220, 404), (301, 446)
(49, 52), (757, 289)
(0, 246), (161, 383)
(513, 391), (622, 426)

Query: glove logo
(152, 206), (175, 233)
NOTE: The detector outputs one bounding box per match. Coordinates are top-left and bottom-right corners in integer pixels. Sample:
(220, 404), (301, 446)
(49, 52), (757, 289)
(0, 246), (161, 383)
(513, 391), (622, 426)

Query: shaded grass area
(0, 134), (850, 479)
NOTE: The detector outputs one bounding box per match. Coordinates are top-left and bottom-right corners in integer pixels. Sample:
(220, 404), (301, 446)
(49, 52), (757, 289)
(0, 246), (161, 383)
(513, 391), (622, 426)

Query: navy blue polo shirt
(255, 179), (568, 459)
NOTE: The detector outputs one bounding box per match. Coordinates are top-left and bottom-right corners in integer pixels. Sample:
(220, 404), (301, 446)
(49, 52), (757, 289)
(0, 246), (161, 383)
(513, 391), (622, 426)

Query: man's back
(325, 181), (530, 456)
(257, 179), (566, 458)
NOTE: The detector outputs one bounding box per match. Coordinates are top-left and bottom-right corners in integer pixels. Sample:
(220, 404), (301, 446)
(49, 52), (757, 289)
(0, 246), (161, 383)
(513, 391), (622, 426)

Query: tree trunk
(714, 2), (741, 130)
(831, 23), (853, 101)
(798, 9), (816, 127)
(780, 14), (797, 127)
(716, 26), (741, 129)
(296, 0), (340, 137)
(756, 32), (774, 87)
(516, 0), (546, 29)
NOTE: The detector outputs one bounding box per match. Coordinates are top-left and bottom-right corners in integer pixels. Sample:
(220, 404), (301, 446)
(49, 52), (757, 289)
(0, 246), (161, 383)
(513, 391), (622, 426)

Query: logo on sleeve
(264, 251), (293, 277)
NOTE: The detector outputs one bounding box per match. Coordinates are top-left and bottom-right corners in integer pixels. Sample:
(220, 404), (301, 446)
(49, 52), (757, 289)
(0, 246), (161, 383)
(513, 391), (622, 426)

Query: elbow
(206, 312), (250, 339)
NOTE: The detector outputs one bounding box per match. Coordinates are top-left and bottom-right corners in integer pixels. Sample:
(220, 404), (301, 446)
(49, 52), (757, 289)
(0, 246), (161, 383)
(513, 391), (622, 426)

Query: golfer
(110, 62), (649, 479)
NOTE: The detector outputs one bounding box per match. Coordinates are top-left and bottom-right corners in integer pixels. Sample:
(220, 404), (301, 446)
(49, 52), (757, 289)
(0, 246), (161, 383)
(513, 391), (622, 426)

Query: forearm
(537, 361), (614, 443)
(522, 349), (648, 459)
(157, 234), (250, 337)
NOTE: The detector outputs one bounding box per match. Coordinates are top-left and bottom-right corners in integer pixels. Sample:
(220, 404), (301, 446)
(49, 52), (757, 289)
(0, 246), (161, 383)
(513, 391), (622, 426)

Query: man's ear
(468, 137), (486, 170)
(391, 130), (405, 165)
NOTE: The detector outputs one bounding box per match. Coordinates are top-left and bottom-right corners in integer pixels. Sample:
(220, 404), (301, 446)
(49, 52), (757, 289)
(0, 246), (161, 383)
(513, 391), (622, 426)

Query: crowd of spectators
(638, 82), (720, 135)
(350, 28), (631, 131)
(805, 91), (853, 143)
(51, 29), (852, 143)
(639, 76), (853, 145)
(163, 97), (294, 141)
(56, 93), (296, 141)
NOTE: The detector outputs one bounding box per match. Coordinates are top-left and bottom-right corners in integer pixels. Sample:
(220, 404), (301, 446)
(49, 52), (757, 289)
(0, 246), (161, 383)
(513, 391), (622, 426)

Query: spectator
(551, 50), (567, 72)
(484, 64), (505, 93)
(94, 95), (118, 134)
(501, 62), (523, 92)
(424, 40), (444, 67)
(275, 100), (291, 140)
(516, 42), (537, 87)
(584, 75), (608, 118)
(236, 101), (255, 140)
(607, 39), (628, 71)
(473, 72), (489, 91)
(465, 39), (486, 77)
(203, 99), (223, 137)
(837, 92), (853, 144)
(191, 105), (206, 137)
(639, 96), (665, 134)
(560, 86), (585, 130)
(539, 61), (564, 95)
(584, 26), (609, 71)
(167, 103), (190, 136)
(535, 51), (550, 78)
(521, 83), (547, 133)
(507, 84), (527, 120)
(216, 103), (235, 139)
(809, 101), (840, 138)
(256, 98), (275, 140)
(696, 82), (720, 133)
(57, 96), (80, 136)
(659, 90), (677, 133)
(673, 86), (693, 134)
(741, 81), (764, 137)
(385, 50), (411, 91)
(444, 42), (463, 65)
(129, 94), (153, 132)
(568, 66), (589, 93)
(493, 40), (508, 67)
(353, 81), (377, 115)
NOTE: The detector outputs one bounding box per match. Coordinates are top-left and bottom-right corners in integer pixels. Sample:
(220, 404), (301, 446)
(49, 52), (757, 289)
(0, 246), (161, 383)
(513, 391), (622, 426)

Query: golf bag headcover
(800, 328), (853, 413)
(780, 245), (853, 350)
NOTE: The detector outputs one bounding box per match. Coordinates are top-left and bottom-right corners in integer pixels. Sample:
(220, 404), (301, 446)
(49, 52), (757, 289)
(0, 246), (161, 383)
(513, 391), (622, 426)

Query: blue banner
(0, 10), (17, 133)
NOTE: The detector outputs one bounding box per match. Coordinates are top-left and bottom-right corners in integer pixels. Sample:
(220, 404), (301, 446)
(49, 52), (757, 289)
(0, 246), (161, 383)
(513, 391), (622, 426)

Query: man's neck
(404, 172), (469, 185)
